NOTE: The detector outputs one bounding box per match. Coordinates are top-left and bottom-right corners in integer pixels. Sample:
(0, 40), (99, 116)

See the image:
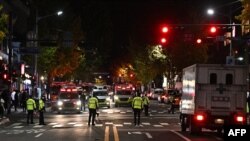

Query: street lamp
(206, 8), (233, 57)
(34, 10), (63, 86)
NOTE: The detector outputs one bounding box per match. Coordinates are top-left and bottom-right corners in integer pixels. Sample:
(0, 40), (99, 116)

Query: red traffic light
(210, 26), (217, 33)
(162, 26), (169, 33)
(161, 37), (167, 44)
(196, 38), (202, 44)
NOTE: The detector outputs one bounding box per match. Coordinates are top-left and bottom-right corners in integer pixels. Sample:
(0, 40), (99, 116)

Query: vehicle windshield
(116, 90), (132, 95)
(93, 91), (108, 96)
(59, 92), (79, 99)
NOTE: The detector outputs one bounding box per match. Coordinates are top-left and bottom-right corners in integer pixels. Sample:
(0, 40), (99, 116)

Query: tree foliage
(0, 4), (8, 42)
(236, 0), (250, 31)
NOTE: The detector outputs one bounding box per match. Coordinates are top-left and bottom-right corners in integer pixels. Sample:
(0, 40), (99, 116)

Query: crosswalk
(2, 121), (180, 129)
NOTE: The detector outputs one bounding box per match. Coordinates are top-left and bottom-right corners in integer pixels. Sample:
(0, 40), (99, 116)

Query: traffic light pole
(8, 12), (13, 92)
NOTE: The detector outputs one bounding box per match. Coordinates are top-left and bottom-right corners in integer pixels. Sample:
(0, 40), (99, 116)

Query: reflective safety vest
(143, 96), (150, 105)
(26, 98), (36, 110)
(39, 99), (45, 111)
(132, 96), (143, 109)
(88, 97), (98, 109)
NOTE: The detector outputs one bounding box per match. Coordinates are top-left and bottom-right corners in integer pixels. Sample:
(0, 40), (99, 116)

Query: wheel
(189, 118), (202, 134)
(217, 128), (223, 134)
(180, 116), (187, 132)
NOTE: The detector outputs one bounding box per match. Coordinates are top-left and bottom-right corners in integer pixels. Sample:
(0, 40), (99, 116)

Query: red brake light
(235, 115), (244, 122)
(196, 114), (204, 121)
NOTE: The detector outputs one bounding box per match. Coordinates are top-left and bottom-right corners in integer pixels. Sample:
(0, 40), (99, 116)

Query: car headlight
(106, 97), (111, 101)
(76, 100), (81, 106)
(57, 101), (63, 106)
(114, 95), (119, 100)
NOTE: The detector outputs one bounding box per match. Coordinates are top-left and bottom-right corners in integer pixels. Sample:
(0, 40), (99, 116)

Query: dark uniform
(88, 96), (99, 126)
(132, 93), (143, 126)
(26, 96), (36, 124)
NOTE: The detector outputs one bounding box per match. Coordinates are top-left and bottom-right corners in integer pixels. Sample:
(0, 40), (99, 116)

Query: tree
(0, 4), (8, 42)
(236, 0), (250, 33)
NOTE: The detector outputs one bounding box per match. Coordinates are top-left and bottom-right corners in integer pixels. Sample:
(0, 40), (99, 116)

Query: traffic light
(161, 37), (167, 44)
(209, 26), (217, 33)
(161, 26), (169, 33)
(196, 38), (202, 44)
(159, 25), (169, 45)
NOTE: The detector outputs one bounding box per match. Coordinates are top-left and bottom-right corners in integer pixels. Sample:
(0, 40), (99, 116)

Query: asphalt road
(0, 100), (224, 141)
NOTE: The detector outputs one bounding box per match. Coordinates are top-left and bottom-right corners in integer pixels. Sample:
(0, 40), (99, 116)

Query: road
(0, 100), (223, 141)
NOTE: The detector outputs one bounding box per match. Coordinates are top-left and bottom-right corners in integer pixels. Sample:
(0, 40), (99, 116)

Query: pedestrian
(14, 90), (19, 112)
(247, 94), (250, 114)
(26, 95), (36, 124)
(87, 95), (99, 126)
(38, 97), (46, 125)
(21, 90), (27, 112)
(168, 97), (176, 114)
(143, 94), (150, 116)
(0, 94), (5, 118)
(132, 92), (143, 126)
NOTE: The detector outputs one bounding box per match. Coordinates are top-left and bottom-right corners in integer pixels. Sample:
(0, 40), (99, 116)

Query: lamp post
(34, 10), (63, 87)
(207, 8), (234, 57)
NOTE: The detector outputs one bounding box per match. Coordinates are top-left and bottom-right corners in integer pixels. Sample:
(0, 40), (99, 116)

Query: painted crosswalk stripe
(13, 126), (23, 129)
(114, 124), (123, 127)
(142, 122), (150, 125)
(153, 125), (163, 127)
(11, 123), (22, 126)
(105, 122), (113, 125)
(68, 122), (76, 125)
(160, 123), (169, 126)
(48, 123), (58, 125)
(33, 125), (44, 128)
(52, 124), (63, 128)
(74, 124), (83, 127)
(120, 112), (126, 114)
(124, 122), (132, 125)
(95, 124), (103, 127)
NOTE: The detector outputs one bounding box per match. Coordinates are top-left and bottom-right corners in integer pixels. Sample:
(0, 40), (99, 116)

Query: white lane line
(124, 122), (132, 125)
(160, 123), (169, 126)
(153, 125), (163, 127)
(95, 124), (103, 127)
(114, 124), (123, 127)
(35, 133), (43, 138)
(170, 130), (191, 141)
(142, 122), (150, 125)
(145, 132), (152, 138)
(105, 122), (113, 125)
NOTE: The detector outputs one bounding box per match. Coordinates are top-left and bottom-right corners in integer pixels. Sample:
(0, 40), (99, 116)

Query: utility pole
(7, 12), (13, 115)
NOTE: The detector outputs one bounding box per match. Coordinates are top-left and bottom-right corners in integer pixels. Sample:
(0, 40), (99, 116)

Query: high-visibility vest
(143, 97), (149, 105)
(132, 96), (143, 109)
(39, 99), (45, 111)
(26, 98), (36, 110)
(88, 97), (98, 109)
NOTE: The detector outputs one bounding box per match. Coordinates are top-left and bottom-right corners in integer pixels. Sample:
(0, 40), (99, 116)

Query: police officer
(143, 94), (150, 116)
(38, 97), (46, 125)
(26, 95), (36, 124)
(132, 92), (143, 126)
(88, 95), (99, 126)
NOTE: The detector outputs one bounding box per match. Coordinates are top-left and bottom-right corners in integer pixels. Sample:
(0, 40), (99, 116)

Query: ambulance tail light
(195, 114), (204, 121)
(234, 114), (245, 123)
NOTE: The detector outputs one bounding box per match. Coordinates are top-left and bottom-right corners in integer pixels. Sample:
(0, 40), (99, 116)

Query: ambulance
(114, 83), (135, 107)
(57, 87), (81, 114)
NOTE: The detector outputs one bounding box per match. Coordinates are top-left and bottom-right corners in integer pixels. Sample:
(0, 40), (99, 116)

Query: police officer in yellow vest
(26, 95), (36, 124)
(38, 97), (46, 125)
(88, 95), (99, 126)
(143, 94), (150, 116)
(132, 92), (143, 126)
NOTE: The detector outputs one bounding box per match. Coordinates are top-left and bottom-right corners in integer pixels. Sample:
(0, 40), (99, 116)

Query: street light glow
(57, 11), (63, 16)
(207, 8), (214, 15)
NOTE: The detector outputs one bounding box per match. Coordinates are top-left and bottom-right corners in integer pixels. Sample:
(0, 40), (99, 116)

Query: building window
(226, 74), (233, 85)
(210, 73), (217, 84)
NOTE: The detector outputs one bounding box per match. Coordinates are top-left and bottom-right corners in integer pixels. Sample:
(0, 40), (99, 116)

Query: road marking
(145, 132), (152, 138)
(104, 126), (109, 141)
(160, 123), (169, 126)
(114, 124), (123, 127)
(48, 123), (58, 125)
(105, 122), (113, 125)
(123, 122), (132, 125)
(13, 126), (23, 129)
(170, 130), (191, 141)
(74, 124), (83, 127)
(68, 122), (76, 125)
(113, 126), (120, 141)
(52, 124), (63, 128)
(142, 122), (150, 125)
(153, 125), (163, 127)
(33, 125), (44, 128)
(95, 124), (103, 127)
(35, 133), (43, 138)
(11, 123), (22, 126)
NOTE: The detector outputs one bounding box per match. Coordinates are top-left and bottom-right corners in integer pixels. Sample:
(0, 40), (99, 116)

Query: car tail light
(195, 114), (204, 121)
(235, 115), (245, 123)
